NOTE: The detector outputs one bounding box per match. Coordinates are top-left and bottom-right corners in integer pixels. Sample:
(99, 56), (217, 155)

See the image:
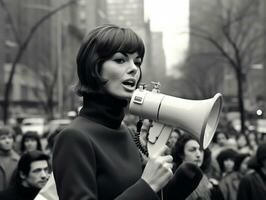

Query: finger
(163, 162), (174, 171)
(163, 164), (174, 177)
(160, 155), (173, 163)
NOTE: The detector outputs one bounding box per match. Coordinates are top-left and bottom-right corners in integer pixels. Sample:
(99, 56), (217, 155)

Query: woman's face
(183, 139), (204, 167)
(216, 132), (227, 146)
(24, 138), (38, 152)
(223, 159), (235, 173)
(237, 135), (247, 148)
(167, 131), (179, 149)
(0, 134), (14, 151)
(101, 52), (141, 99)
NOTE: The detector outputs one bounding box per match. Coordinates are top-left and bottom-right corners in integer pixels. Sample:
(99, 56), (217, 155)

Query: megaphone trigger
(147, 123), (173, 157)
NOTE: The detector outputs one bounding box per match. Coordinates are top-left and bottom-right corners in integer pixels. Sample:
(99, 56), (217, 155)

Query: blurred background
(0, 0), (266, 137)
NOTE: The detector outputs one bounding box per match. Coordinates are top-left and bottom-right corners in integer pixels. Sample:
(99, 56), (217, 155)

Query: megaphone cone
(129, 88), (223, 150)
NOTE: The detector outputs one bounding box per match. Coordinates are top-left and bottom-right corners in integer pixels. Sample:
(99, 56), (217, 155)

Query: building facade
(1, 0), (166, 121)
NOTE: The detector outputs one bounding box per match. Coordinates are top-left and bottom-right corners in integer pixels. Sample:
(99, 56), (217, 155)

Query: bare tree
(187, 0), (264, 133)
(1, 0), (78, 123)
(178, 53), (224, 99)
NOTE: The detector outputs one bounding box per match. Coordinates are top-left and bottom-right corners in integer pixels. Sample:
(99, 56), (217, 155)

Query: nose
(127, 60), (138, 75)
(4, 138), (12, 143)
(195, 150), (201, 157)
(40, 170), (49, 179)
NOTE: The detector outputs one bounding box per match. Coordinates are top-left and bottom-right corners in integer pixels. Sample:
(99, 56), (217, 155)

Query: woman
(52, 24), (174, 200)
(235, 134), (252, 155)
(20, 131), (42, 154)
(217, 148), (238, 177)
(246, 131), (258, 155)
(172, 133), (224, 200)
(219, 153), (251, 200)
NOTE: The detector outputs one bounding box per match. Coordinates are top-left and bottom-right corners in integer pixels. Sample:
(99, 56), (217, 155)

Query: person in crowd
(209, 130), (231, 181)
(20, 131), (42, 154)
(237, 142), (266, 200)
(216, 148), (238, 177)
(167, 129), (181, 154)
(172, 133), (224, 200)
(44, 126), (64, 166)
(0, 150), (50, 200)
(51, 24), (203, 200)
(218, 153), (251, 200)
(210, 130), (230, 160)
(235, 134), (252, 155)
(12, 117), (23, 136)
(259, 132), (266, 144)
(246, 130), (258, 155)
(0, 126), (20, 191)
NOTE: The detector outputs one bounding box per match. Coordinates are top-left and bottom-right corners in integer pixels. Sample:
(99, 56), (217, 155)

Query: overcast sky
(144, 0), (189, 72)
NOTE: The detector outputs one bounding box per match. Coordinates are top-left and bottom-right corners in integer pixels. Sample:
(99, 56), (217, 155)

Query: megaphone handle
(148, 123), (173, 157)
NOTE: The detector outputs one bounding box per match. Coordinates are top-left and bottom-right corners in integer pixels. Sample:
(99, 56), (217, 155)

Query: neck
(80, 91), (128, 129)
(0, 149), (11, 156)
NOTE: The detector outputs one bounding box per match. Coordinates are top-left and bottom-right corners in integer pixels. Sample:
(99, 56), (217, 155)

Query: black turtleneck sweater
(52, 92), (159, 200)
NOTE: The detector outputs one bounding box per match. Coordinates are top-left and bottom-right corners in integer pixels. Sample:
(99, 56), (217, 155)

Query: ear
(19, 171), (26, 180)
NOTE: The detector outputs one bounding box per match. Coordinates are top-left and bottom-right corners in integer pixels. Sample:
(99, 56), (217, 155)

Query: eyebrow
(119, 52), (141, 59)
(32, 166), (49, 172)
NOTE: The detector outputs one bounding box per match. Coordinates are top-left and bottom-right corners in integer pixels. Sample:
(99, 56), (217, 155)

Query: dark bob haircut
(20, 131), (42, 153)
(75, 24), (145, 96)
(216, 148), (238, 172)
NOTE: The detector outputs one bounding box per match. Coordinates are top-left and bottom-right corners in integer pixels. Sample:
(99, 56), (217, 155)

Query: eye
(134, 60), (142, 67)
(188, 147), (197, 152)
(113, 58), (125, 64)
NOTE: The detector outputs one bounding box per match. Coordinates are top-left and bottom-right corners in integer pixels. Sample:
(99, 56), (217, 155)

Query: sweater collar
(79, 91), (128, 129)
(17, 184), (40, 198)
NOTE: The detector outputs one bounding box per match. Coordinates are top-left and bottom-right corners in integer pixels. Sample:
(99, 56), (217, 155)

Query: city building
(1, 0), (82, 121)
(0, 0), (167, 121)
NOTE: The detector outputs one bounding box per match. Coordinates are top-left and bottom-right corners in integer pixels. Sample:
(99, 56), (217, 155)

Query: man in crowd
(0, 126), (20, 191)
(237, 142), (266, 200)
(0, 150), (50, 200)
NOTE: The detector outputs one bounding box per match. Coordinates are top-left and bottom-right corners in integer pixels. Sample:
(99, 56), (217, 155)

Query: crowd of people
(0, 125), (51, 200)
(1, 114), (266, 200)
(0, 24), (266, 200)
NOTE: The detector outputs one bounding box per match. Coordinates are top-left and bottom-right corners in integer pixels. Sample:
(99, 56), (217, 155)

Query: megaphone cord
(133, 119), (149, 158)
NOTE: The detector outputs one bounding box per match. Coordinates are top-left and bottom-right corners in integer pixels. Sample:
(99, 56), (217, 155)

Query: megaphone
(129, 83), (223, 156)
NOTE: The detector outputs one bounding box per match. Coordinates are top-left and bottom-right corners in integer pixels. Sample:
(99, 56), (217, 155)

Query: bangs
(116, 29), (145, 57)
(97, 26), (145, 59)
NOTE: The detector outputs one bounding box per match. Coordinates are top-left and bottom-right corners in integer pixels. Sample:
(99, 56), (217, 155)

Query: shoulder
(241, 171), (257, 181)
(238, 171), (258, 189)
(0, 187), (17, 200)
(56, 116), (99, 141)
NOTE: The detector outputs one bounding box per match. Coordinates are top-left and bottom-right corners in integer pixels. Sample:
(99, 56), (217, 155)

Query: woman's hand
(141, 145), (173, 192)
